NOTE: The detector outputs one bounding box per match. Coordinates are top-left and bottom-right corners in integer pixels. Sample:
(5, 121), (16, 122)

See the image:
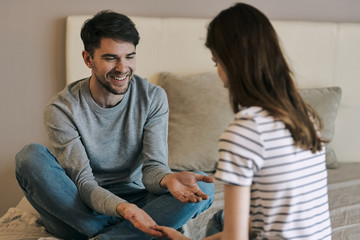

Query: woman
(155, 3), (332, 239)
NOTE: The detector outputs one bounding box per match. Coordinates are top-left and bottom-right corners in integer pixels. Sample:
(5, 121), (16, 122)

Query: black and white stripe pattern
(215, 106), (331, 239)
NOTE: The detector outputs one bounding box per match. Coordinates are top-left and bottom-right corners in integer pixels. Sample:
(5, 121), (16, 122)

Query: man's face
(86, 38), (136, 96)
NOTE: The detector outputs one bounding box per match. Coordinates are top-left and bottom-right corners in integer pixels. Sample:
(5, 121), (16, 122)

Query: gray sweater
(44, 76), (172, 217)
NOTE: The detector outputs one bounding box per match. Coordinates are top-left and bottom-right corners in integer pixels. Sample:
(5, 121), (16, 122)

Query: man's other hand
(160, 171), (215, 203)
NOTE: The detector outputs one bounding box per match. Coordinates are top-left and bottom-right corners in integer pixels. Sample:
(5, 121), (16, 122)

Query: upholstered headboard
(66, 15), (360, 163)
(66, 16), (213, 84)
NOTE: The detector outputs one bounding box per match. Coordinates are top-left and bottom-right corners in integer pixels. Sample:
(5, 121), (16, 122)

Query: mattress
(0, 163), (359, 240)
(185, 162), (360, 240)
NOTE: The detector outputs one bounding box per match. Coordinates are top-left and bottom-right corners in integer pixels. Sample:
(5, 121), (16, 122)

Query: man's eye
(104, 57), (116, 61)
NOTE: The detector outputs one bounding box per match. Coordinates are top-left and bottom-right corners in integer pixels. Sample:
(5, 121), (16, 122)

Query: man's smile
(108, 73), (130, 84)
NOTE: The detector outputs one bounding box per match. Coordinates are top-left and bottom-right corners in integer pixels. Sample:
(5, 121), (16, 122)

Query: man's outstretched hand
(116, 202), (163, 238)
(160, 171), (215, 203)
(115, 172), (214, 237)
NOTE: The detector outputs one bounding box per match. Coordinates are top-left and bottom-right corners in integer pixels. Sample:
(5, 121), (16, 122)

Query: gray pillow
(299, 87), (342, 169)
(157, 72), (342, 171)
(157, 72), (233, 172)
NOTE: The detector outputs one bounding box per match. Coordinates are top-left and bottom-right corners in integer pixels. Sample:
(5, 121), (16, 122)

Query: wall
(1, 0), (360, 216)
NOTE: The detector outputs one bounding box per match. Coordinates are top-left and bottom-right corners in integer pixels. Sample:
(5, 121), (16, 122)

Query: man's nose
(115, 61), (126, 72)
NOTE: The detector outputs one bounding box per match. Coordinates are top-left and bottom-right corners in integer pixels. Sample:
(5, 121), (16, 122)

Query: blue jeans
(206, 210), (257, 240)
(15, 144), (214, 240)
(205, 209), (224, 237)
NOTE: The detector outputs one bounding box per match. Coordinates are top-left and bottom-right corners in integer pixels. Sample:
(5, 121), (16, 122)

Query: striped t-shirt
(214, 106), (331, 240)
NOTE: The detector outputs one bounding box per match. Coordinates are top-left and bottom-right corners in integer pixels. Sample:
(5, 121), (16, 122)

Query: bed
(1, 15), (360, 240)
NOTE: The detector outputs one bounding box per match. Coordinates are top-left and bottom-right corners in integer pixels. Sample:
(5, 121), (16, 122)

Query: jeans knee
(194, 171), (215, 202)
(202, 181), (215, 202)
(15, 143), (61, 195)
(15, 143), (59, 183)
(15, 143), (48, 172)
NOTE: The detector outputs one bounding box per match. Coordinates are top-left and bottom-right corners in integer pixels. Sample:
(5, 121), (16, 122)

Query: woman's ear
(82, 50), (94, 69)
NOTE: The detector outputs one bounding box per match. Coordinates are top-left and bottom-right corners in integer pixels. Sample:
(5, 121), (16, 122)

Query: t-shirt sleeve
(214, 117), (265, 186)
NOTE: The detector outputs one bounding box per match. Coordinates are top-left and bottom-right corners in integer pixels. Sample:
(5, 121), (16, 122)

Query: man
(15, 10), (214, 240)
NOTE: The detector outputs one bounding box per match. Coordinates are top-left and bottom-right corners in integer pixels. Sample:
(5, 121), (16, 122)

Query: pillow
(299, 87), (342, 169)
(157, 72), (233, 172)
(157, 72), (342, 171)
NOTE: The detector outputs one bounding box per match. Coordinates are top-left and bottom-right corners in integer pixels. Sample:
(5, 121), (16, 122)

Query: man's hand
(116, 202), (163, 238)
(160, 171), (215, 203)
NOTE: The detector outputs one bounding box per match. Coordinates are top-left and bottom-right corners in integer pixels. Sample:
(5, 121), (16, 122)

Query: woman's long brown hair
(206, 3), (324, 153)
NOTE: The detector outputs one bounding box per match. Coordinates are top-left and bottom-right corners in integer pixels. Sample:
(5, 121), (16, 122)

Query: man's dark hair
(81, 10), (140, 57)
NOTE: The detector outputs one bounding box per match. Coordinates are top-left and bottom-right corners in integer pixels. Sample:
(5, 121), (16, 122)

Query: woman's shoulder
(230, 106), (285, 138)
(234, 106), (274, 124)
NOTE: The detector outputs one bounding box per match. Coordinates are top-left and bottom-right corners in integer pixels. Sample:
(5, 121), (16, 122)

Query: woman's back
(215, 106), (331, 239)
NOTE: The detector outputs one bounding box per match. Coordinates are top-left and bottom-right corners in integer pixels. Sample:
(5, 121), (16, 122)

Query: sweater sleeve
(43, 97), (126, 217)
(141, 87), (173, 194)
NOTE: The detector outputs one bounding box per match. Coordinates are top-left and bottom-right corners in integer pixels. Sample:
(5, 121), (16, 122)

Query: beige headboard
(66, 16), (214, 84)
(66, 15), (360, 163)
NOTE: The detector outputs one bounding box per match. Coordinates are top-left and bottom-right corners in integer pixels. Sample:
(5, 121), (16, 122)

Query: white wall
(1, 0), (359, 216)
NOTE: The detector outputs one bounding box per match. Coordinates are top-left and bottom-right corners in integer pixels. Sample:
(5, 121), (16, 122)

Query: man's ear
(82, 50), (94, 69)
